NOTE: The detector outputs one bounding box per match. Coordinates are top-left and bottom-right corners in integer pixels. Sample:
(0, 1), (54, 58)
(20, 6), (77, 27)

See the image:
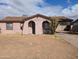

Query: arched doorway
(28, 21), (35, 34)
(42, 21), (52, 34)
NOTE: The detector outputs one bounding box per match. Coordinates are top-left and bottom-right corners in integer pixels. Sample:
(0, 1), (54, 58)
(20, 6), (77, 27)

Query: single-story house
(0, 14), (73, 35)
(0, 14), (53, 34)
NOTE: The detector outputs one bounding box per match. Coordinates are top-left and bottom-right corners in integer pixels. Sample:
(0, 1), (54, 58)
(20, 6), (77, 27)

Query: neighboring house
(70, 19), (78, 34)
(64, 19), (78, 34)
(0, 14), (73, 35)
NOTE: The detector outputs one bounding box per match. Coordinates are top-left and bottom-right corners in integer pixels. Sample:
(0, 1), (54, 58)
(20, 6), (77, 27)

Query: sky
(0, 0), (78, 19)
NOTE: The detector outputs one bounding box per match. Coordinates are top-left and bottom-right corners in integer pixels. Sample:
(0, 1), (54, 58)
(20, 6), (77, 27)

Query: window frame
(6, 22), (13, 30)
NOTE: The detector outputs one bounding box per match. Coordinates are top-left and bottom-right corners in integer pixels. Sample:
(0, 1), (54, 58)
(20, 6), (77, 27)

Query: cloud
(62, 4), (78, 19)
(0, 0), (78, 20)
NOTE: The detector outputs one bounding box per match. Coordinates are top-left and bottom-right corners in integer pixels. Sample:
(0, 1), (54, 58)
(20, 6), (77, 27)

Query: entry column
(36, 21), (43, 35)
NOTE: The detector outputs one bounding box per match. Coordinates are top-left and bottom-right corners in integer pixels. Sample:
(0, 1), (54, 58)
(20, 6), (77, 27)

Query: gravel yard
(0, 34), (77, 59)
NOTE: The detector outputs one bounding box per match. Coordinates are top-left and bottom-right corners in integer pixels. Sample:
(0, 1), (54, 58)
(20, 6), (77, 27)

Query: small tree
(50, 17), (59, 34)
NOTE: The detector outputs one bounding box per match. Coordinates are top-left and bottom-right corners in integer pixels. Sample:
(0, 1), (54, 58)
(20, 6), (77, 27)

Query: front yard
(0, 34), (77, 59)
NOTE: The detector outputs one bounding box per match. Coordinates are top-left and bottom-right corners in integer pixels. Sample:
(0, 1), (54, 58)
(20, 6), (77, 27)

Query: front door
(28, 21), (35, 34)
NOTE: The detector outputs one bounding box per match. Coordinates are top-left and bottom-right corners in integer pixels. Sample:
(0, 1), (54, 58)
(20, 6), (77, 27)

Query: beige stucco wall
(23, 17), (50, 35)
(0, 23), (22, 34)
(0, 17), (50, 34)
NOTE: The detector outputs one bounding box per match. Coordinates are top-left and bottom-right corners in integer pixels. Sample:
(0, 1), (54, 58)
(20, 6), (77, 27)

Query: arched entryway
(28, 21), (35, 34)
(42, 21), (52, 34)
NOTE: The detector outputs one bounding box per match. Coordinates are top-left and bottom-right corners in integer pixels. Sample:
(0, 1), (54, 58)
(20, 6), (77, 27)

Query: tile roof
(50, 16), (73, 22)
(0, 16), (27, 22)
(0, 14), (73, 22)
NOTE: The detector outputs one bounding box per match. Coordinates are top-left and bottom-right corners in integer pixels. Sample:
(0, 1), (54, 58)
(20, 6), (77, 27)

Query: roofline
(0, 14), (74, 22)
(24, 14), (51, 21)
(70, 19), (78, 25)
(0, 21), (24, 23)
(0, 14), (51, 22)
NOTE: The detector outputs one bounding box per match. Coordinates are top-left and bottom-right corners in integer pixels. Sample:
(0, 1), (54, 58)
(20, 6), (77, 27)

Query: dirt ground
(0, 34), (77, 59)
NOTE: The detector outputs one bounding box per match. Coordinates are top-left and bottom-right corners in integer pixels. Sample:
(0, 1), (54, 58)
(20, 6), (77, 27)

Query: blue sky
(0, 0), (78, 19)
(44, 0), (77, 8)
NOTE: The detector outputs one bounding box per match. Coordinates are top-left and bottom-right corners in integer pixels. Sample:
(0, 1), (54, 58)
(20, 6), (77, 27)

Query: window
(42, 21), (52, 34)
(43, 21), (50, 29)
(6, 23), (13, 30)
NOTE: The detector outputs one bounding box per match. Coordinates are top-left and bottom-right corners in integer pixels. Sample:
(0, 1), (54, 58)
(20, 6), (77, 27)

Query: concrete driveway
(55, 32), (78, 48)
